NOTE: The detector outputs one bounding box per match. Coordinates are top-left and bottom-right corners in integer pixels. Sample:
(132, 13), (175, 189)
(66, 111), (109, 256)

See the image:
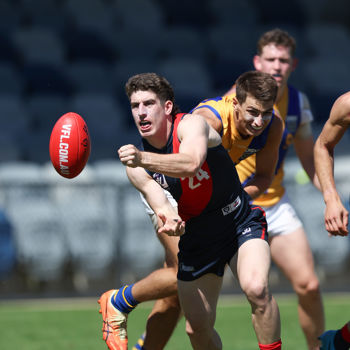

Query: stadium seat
(19, 0), (65, 33)
(67, 61), (115, 94)
(317, 0), (350, 28)
(0, 95), (30, 138)
(20, 129), (52, 164)
(65, 29), (116, 64)
(0, 2), (21, 36)
(93, 159), (130, 219)
(158, 57), (213, 111)
(158, 26), (207, 61)
(63, 0), (116, 39)
(0, 136), (22, 162)
(11, 27), (66, 65)
(21, 62), (73, 96)
(6, 201), (68, 282)
(43, 161), (117, 284)
(206, 25), (257, 64)
(59, 192), (117, 283)
(304, 23), (350, 58)
(294, 0), (329, 23)
(112, 58), (160, 110)
(93, 159), (129, 185)
(69, 93), (130, 160)
(209, 0), (258, 28)
(42, 161), (96, 185)
(158, 0), (212, 30)
(0, 161), (47, 206)
(27, 94), (68, 131)
(205, 24), (257, 94)
(0, 161), (42, 183)
(114, 0), (165, 33)
(0, 94), (50, 163)
(253, 0), (306, 27)
(113, 29), (163, 62)
(207, 55), (252, 94)
(0, 161), (67, 281)
(0, 63), (24, 95)
(0, 34), (19, 64)
(63, 0), (109, 19)
(304, 56), (349, 97)
(121, 187), (164, 279)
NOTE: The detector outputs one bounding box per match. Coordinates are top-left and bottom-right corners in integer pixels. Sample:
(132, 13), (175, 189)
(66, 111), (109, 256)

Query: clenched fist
(118, 144), (142, 167)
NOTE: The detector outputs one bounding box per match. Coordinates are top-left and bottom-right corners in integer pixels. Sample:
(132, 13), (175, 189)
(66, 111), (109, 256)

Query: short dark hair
(125, 72), (180, 115)
(235, 71), (278, 105)
(257, 28), (296, 57)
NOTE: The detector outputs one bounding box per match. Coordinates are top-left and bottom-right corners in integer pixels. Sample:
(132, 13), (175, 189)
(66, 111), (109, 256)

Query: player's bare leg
(131, 267), (178, 301)
(178, 274), (223, 350)
(270, 228), (324, 350)
(142, 295), (182, 350)
(234, 239), (281, 347)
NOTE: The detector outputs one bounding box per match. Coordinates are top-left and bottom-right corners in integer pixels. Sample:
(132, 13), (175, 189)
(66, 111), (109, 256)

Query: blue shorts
(177, 205), (268, 281)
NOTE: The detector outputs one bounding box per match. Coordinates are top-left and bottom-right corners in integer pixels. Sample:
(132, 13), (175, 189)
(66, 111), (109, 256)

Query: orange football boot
(98, 289), (128, 350)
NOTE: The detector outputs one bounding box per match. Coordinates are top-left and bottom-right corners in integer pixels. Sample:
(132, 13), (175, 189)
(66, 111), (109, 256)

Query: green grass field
(0, 293), (349, 350)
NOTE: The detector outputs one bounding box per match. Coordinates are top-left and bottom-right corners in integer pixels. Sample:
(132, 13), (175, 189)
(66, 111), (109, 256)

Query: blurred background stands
(0, 0), (349, 296)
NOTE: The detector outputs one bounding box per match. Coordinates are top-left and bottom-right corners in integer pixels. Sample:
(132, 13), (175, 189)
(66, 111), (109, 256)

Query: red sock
(259, 339), (282, 350)
(341, 323), (350, 344)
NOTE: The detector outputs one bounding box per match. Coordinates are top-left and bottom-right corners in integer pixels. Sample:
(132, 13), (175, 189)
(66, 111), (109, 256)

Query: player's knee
(294, 274), (321, 297)
(243, 279), (269, 308)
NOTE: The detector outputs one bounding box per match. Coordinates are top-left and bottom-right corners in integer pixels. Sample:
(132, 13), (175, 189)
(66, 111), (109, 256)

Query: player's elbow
(184, 163), (202, 178)
(180, 153), (204, 178)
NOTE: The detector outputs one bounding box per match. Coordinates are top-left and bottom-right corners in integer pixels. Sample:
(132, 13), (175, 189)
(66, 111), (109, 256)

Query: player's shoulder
(331, 91), (350, 125)
(178, 112), (206, 129)
(336, 91), (350, 109)
(200, 96), (227, 106)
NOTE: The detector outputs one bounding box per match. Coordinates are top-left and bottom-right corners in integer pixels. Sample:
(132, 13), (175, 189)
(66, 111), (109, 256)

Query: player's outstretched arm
(118, 115), (217, 179)
(314, 93), (350, 236)
(126, 166), (185, 237)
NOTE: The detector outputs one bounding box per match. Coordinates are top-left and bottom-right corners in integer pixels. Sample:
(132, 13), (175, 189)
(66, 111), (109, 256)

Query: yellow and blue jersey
(237, 85), (313, 207)
(191, 94), (274, 165)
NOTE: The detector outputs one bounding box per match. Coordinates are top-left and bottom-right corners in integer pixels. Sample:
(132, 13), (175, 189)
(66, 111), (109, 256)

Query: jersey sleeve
(191, 97), (225, 134)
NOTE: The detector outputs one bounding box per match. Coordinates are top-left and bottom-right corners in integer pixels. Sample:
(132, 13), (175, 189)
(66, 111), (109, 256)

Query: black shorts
(177, 205), (268, 281)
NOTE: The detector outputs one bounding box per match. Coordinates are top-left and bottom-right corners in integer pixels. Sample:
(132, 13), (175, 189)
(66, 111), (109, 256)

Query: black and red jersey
(141, 113), (250, 224)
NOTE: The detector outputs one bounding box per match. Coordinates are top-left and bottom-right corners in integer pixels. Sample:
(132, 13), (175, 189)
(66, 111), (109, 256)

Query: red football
(49, 112), (91, 179)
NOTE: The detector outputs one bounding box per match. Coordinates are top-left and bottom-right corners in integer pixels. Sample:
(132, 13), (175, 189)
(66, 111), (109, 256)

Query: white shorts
(140, 190), (178, 230)
(262, 193), (303, 237)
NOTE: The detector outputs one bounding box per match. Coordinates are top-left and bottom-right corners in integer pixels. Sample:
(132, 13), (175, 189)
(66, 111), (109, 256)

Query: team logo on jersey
(153, 172), (169, 189)
(285, 115), (298, 133)
(221, 196), (241, 216)
(242, 227), (251, 235)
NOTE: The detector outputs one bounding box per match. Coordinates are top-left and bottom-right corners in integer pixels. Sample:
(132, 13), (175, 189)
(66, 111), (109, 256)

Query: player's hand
(324, 200), (349, 237)
(118, 144), (142, 167)
(157, 213), (185, 236)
